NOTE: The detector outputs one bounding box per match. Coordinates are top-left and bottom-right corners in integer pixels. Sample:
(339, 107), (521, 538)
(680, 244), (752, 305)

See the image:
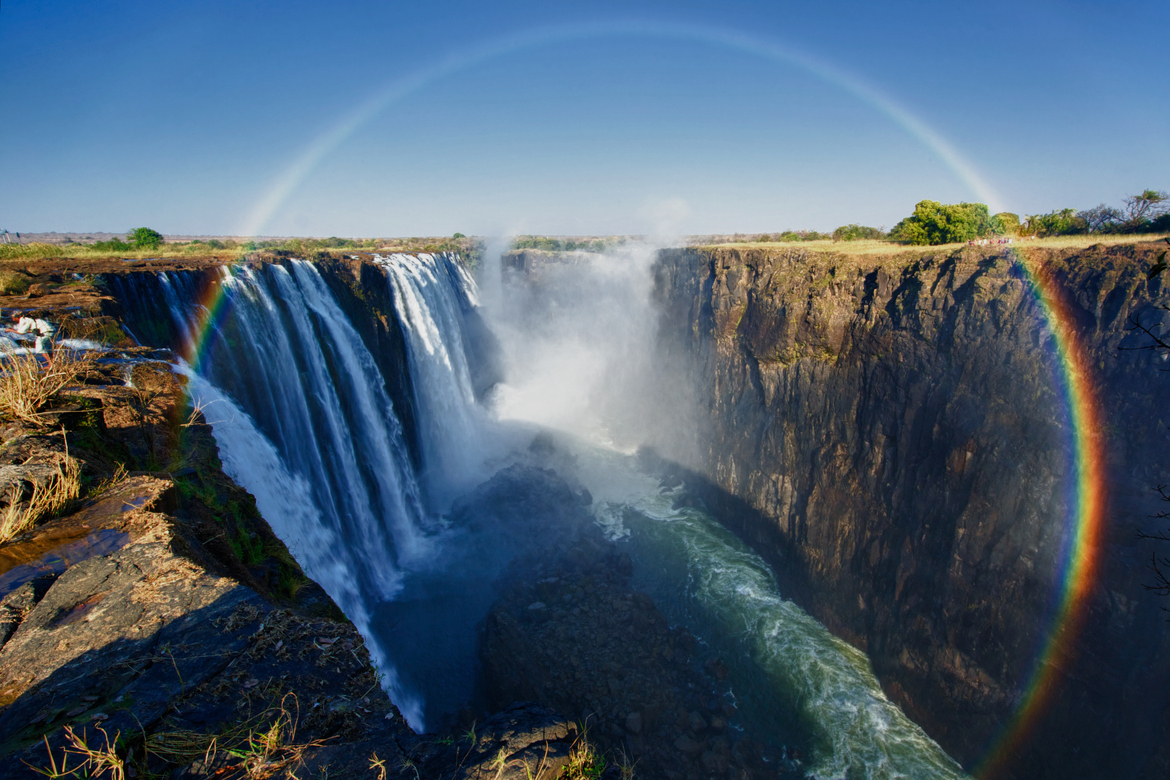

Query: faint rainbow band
(236, 20), (1006, 237)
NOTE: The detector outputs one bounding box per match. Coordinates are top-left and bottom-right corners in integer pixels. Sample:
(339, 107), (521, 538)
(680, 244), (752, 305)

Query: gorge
(2, 239), (1168, 779)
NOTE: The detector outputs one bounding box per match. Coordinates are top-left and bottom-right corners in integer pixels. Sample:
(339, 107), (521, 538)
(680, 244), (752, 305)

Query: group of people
(2, 313), (57, 363)
(967, 237), (1017, 246)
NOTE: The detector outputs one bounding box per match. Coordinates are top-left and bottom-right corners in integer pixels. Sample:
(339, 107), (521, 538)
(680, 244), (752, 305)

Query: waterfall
(375, 253), (494, 508)
(118, 260), (435, 726)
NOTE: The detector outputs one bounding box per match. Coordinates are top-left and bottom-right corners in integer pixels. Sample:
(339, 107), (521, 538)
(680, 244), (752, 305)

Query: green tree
(128, 227), (164, 249)
(890, 200), (1002, 245)
(1023, 209), (1085, 237)
(994, 212), (1021, 236)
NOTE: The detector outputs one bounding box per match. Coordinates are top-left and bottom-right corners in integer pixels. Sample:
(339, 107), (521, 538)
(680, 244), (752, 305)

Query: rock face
(650, 242), (1170, 779)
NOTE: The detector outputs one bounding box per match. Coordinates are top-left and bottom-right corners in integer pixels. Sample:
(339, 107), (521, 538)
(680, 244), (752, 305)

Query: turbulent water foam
(578, 445), (968, 780)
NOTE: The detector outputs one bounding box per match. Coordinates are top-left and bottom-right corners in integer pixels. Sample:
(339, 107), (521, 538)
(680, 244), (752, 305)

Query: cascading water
(115, 260), (435, 724)
(375, 252), (496, 507)
(107, 249), (971, 777)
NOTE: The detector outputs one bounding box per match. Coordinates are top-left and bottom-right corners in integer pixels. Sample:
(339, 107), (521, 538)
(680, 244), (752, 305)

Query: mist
(478, 239), (698, 465)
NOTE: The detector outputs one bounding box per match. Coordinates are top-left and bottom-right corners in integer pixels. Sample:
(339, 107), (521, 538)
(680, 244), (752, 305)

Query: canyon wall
(652, 242), (1170, 779)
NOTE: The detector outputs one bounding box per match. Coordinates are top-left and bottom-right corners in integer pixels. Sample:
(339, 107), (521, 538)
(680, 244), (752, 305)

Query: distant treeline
(509, 236), (624, 253)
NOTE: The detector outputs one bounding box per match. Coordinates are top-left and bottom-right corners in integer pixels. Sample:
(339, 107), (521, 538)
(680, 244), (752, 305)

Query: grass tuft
(0, 269), (31, 295)
(28, 724), (125, 779)
(141, 693), (327, 778)
(0, 350), (94, 426)
(0, 450), (82, 543)
(563, 726), (607, 780)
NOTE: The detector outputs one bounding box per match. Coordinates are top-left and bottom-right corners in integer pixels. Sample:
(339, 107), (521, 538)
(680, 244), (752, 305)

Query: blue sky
(2, 0), (1167, 237)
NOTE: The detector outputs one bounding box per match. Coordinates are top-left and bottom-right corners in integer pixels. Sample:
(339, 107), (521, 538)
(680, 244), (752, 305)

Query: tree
(994, 212), (1021, 236)
(128, 227), (164, 249)
(890, 200), (1002, 245)
(1023, 208), (1085, 237)
(1078, 204), (1124, 233)
(1122, 189), (1170, 232)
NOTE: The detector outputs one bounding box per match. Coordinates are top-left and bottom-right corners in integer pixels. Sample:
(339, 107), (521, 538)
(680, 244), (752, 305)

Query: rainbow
(237, 20), (1006, 237)
(973, 247), (1108, 779)
(173, 266), (244, 373)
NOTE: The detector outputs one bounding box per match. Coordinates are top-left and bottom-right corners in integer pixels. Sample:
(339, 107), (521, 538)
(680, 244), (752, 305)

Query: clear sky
(2, 0), (1167, 237)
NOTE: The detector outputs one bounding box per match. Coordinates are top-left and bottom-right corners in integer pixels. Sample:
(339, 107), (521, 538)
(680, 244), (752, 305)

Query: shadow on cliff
(0, 587), (412, 779)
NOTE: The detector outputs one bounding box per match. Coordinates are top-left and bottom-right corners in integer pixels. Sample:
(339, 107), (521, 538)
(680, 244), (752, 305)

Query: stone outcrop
(650, 241), (1170, 779)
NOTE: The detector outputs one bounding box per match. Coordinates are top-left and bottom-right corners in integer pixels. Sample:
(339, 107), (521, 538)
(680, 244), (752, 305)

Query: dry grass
(29, 724), (126, 779)
(0, 453), (82, 543)
(0, 242), (246, 264)
(143, 693), (326, 778)
(0, 350), (93, 426)
(0, 269), (31, 295)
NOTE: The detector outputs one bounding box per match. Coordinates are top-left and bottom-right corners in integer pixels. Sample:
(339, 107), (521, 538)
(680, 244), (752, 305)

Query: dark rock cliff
(651, 241), (1170, 779)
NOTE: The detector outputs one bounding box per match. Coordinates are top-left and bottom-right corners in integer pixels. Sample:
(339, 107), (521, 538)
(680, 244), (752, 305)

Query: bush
(92, 237), (133, 252)
(0, 270), (31, 295)
(832, 224), (887, 242)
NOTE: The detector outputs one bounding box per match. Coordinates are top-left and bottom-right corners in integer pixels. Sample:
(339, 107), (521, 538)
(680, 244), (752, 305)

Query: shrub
(832, 224), (887, 242)
(0, 270), (31, 295)
(93, 237), (133, 252)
